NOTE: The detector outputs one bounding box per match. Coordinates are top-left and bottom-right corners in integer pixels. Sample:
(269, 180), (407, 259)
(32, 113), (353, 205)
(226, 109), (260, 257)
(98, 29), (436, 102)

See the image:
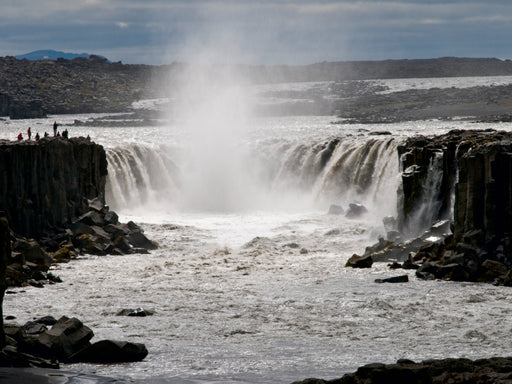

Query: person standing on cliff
(27, 127), (31, 140)
(53, 121), (58, 136)
(17, 133), (22, 141)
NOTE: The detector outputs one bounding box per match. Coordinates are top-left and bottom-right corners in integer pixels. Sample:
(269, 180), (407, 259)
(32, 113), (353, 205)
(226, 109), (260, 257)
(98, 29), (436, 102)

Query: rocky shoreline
(292, 357), (512, 384)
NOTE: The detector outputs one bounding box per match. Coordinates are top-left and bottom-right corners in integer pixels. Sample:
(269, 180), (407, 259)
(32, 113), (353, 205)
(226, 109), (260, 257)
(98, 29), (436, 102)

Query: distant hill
(15, 49), (109, 62)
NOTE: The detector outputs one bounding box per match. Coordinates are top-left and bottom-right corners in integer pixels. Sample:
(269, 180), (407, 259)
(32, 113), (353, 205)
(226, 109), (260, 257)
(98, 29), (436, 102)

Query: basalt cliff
(0, 137), (156, 288)
(349, 129), (512, 285)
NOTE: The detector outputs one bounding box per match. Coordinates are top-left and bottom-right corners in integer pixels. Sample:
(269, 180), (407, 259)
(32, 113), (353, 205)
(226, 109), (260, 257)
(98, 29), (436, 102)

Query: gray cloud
(1, 1), (512, 64)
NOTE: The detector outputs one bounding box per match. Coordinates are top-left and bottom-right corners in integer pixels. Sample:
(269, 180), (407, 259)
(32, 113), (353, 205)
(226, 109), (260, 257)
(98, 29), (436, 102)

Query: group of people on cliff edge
(16, 121), (68, 141)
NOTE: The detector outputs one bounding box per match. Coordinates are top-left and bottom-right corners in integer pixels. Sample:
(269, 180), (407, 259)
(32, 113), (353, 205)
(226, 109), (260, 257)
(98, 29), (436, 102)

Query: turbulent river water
(3, 77), (512, 383)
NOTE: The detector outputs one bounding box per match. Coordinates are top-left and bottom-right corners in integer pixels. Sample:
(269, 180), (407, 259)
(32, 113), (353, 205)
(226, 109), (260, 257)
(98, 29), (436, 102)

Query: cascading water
(105, 143), (182, 212)
(402, 150), (445, 237)
(105, 135), (400, 220)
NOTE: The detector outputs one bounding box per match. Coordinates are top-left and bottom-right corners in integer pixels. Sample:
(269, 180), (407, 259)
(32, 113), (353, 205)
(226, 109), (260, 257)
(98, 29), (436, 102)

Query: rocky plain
(3, 55), (512, 382)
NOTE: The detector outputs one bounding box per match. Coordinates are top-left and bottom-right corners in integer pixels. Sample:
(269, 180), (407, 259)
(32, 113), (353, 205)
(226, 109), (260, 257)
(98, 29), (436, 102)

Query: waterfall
(105, 136), (401, 216)
(105, 144), (181, 211)
(402, 150), (445, 237)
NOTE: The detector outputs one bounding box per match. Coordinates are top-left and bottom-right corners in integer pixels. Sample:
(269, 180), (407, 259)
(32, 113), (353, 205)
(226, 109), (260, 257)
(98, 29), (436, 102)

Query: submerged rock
(375, 275), (409, 283)
(345, 203), (368, 218)
(327, 204), (344, 215)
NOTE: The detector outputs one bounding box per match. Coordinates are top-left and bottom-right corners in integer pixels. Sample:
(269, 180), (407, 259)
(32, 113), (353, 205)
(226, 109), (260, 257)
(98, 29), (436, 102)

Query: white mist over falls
(4, 77), (512, 384)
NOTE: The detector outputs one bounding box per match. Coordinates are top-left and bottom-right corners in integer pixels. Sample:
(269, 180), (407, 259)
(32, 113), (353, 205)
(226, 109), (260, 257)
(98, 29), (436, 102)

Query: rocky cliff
(0, 137), (107, 238)
(365, 129), (512, 284)
(349, 129), (512, 284)
(0, 137), (156, 288)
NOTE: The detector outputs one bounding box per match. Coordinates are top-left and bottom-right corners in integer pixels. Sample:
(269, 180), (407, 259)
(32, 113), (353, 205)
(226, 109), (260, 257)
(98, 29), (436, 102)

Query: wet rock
(36, 316), (94, 361)
(127, 231), (158, 250)
(12, 239), (52, 270)
(116, 308), (155, 317)
(78, 211), (104, 227)
(375, 275), (409, 283)
(69, 339), (148, 363)
(345, 203), (368, 218)
(346, 254), (373, 268)
(104, 210), (119, 225)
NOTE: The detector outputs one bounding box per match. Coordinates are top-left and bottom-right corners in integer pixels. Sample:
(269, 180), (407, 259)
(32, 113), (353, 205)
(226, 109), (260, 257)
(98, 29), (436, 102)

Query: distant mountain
(15, 49), (109, 62)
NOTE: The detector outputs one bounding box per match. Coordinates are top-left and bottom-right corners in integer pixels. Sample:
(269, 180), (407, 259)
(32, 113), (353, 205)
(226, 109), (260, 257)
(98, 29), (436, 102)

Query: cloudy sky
(1, 0), (511, 65)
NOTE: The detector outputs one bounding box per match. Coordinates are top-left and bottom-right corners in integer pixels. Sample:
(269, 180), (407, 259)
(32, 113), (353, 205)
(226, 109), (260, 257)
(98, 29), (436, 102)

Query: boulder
(78, 211), (104, 227)
(128, 231), (157, 250)
(87, 197), (104, 213)
(345, 203), (368, 218)
(104, 210), (119, 225)
(12, 239), (52, 270)
(375, 275), (409, 283)
(346, 254), (373, 268)
(69, 339), (148, 363)
(116, 308), (155, 317)
(37, 316), (94, 361)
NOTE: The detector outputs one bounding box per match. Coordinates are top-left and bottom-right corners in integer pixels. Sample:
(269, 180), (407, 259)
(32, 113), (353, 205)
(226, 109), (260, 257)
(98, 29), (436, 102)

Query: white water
(2, 79), (512, 383)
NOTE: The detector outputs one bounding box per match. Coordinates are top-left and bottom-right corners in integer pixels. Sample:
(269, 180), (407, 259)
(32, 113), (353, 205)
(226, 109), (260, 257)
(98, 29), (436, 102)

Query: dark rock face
(0, 216), (9, 349)
(357, 129), (512, 285)
(0, 136), (107, 238)
(0, 138), (157, 287)
(292, 357), (512, 384)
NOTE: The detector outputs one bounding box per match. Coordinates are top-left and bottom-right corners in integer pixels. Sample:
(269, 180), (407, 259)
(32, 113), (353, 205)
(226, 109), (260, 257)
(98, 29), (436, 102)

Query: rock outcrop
(0, 136), (106, 238)
(0, 137), (157, 287)
(0, 190), (148, 368)
(352, 129), (512, 285)
(292, 356), (512, 384)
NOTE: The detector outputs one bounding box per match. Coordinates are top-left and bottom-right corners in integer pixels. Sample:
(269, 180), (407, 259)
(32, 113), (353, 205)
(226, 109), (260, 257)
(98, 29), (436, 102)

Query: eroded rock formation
(0, 137), (156, 288)
(350, 129), (512, 285)
(0, 136), (106, 238)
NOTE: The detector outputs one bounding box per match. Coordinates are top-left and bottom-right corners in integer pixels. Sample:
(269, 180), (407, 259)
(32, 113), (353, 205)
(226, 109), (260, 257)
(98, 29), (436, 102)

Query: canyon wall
(0, 136), (107, 238)
(397, 129), (512, 283)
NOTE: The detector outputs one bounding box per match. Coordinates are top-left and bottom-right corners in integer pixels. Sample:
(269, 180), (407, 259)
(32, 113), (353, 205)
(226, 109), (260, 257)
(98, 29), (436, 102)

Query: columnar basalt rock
(0, 137), (156, 288)
(351, 129), (512, 284)
(0, 136), (107, 238)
